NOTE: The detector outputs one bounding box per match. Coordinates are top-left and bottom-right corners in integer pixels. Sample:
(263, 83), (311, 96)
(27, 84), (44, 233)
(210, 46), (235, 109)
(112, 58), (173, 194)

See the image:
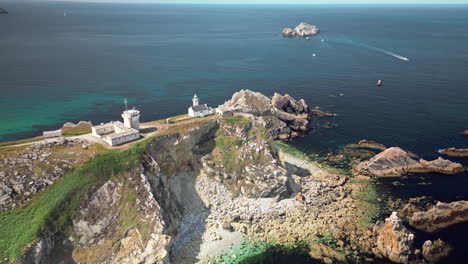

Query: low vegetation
(62, 124), (92, 137)
(223, 116), (251, 125)
(0, 136), (44, 148)
(0, 138), (149, 261)
(206, 239), (314, 264)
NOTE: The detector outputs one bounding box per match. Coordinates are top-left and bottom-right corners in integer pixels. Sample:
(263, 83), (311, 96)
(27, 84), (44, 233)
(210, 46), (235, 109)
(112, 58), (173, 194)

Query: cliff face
(66, 120), (219, 264)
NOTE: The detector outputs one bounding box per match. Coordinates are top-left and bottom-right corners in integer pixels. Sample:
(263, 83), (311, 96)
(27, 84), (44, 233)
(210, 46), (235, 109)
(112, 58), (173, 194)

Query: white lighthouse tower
(192, 94), (199, 106)
(121, 98), (140, 131)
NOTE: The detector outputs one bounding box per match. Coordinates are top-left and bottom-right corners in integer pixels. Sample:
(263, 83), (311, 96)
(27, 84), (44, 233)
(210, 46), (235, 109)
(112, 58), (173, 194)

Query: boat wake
(373, 47), (409, 61)
(332, 38), (410, 61)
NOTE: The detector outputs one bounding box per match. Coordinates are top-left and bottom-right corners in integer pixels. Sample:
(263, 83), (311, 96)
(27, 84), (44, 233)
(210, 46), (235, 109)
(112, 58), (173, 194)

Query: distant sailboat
(377, 80), (382, 86)
(64, 12), (67, 17)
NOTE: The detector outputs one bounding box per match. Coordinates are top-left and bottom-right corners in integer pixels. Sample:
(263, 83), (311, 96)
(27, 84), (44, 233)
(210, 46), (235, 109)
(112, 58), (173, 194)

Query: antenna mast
(124, 98), (128, 111)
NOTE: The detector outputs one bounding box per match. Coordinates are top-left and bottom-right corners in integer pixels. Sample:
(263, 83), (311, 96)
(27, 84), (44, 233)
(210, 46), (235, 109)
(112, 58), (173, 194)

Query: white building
(215, 107), (233, 117)
(188, 94), (213, 117)
(91, 100), (141, 146)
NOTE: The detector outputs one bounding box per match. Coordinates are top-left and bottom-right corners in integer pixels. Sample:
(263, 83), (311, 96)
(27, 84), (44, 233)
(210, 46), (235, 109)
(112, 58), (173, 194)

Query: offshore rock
(282, 22), (320, 37)
(373, 212), (415, 263)
(0, 8), (7, 14)
(418, 157), (465, 174)
(410, 200), (468, 232)
(355, 147), (465, 177)
(422, 239), (452, 263)
(354, 147), (423, 177)
(438, 147), (468, 157)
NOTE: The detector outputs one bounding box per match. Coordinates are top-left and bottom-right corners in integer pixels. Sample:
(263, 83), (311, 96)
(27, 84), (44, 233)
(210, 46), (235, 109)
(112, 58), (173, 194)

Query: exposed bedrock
(217, 89), (315, 139)
(422, 239), (452, 263)
(282, 22), (320, 37)
(438, 147), (468, 157)
(409, 200), (468, 233)
(372, 212), (415, 264)
(354, 147), (465, 177)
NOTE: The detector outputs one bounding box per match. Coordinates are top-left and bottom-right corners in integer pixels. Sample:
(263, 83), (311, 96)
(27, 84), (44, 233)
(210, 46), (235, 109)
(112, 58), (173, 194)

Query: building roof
(191, 104), (209, 112)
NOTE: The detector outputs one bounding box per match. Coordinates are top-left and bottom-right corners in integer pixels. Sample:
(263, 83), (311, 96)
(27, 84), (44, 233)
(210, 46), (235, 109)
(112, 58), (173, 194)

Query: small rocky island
(0, 8), (8, 14)
(282, 22), (320, 37)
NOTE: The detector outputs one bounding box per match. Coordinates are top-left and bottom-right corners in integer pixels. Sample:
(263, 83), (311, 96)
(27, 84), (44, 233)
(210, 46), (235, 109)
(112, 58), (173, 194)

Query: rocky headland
(0, 90), (466, 264)
(282, 22), (320, 37)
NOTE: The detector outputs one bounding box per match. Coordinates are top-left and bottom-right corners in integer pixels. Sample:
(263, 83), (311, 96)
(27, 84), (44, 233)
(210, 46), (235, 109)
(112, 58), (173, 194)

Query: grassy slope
(0, 117), (214, 261)
(0, 140), (148, 261)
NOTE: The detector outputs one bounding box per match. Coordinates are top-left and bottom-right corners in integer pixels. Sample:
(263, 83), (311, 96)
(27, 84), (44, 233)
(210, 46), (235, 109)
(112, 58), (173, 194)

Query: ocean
(1, 2), (468, 262)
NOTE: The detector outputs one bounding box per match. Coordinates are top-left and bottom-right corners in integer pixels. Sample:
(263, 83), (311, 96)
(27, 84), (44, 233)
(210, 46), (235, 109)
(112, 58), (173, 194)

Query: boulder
(373, 212), (415, 263)
(422, 239), (452, 263)
(410, 201), (468, 232)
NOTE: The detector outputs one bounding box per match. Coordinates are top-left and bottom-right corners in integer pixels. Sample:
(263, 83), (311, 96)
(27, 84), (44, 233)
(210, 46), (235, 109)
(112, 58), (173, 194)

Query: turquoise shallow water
(1, 2), (468, 158)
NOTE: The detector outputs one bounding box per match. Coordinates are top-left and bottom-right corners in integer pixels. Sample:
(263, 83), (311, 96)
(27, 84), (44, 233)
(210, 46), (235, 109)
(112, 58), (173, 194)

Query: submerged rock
(282, 22), (320, 37)
(410, 200), (468, 232)
(373, 212), (415, 263)
(354, 147), (465, 177)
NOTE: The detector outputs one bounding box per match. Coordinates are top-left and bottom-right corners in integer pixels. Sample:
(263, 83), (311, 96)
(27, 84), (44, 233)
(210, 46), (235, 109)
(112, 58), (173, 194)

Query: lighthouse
(121, 98), (140, 130)
(192, 94), (199, 106)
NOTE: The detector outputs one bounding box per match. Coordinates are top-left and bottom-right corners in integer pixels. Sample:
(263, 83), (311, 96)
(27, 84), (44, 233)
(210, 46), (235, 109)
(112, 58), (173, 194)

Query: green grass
(214, 136), (243, 172)
(352, 181), (382, 229)
(275, 140), (312, 162)
(0, 138), (149, 261)
(207, 240), (314, 264)
(0, 137), (44, 148)
(223, 116), (251, 125)
(62, 125), (92, 137)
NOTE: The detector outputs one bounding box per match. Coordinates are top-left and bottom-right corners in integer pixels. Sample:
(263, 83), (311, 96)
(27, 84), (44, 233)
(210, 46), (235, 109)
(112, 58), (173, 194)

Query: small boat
(312, 53), (316, 57)
(377, 80), (382, 86)
(64, 12), (67, 17)
(306, 37), (310, 40)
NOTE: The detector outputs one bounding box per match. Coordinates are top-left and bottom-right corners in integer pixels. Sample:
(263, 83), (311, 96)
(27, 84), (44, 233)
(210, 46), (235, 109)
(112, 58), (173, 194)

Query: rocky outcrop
(410, 201), (468, 232)
(0, 8), (7, 14)
(419, 157), (465, 174)
(217, 90), (314, 139)
(202, 118), (290, 198)
(373, 212), (415, 263)
(21, 223), (57, 264)
(282, 22), (320, 37)
(462, 129), (468, 136)
(356, 140), (387, 151)
(62, 121), (92, 128)
(0, 138), (95, 211)
(438, 147), (468, 157)
(271, 93), (311, 132)
(354, 147), (465, 177)
(422, 239), (452, 263)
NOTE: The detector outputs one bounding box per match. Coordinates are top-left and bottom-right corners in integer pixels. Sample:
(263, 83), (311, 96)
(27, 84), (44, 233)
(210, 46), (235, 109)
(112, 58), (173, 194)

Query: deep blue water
(1, 2), (468, 262)
(1, 2), (467, 160)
